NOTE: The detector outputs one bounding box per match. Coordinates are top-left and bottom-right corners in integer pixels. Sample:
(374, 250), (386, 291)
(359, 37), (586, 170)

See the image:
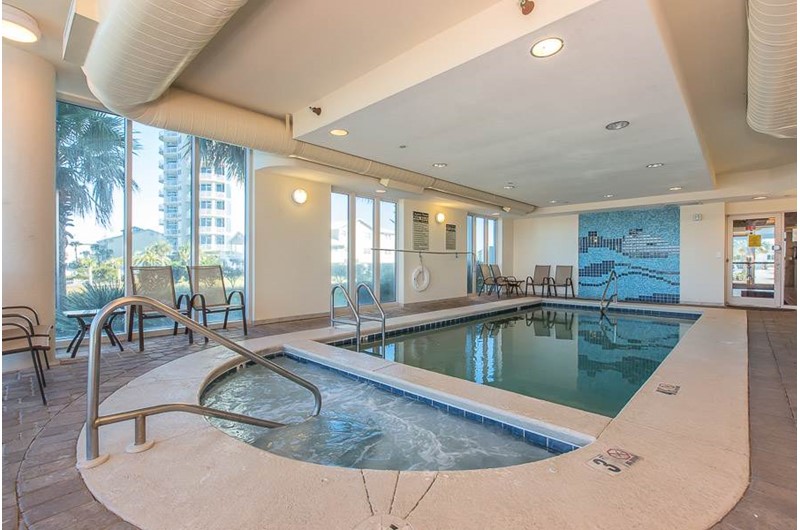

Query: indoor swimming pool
(356, 305), (698, 417)
(201, 355), (561, 471)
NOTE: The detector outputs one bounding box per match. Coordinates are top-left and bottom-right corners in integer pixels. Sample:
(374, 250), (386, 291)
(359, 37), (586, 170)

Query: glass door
(728, 215), (781, 307)
(782, 212), (797, 307)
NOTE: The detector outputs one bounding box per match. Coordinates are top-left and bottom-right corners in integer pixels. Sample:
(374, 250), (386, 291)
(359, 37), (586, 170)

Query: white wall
(513, 215), (579, 291)
(726, 197), (797, 215)
(398, 200), (468, 304)
(2, 45), (56, 372)
(501, 219), (514, 276)
(680, 203), (726, 305)
(252, 172), (331, 321)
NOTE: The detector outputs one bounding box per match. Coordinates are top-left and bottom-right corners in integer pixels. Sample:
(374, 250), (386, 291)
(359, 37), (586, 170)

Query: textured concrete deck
(2, 302), (794, 529)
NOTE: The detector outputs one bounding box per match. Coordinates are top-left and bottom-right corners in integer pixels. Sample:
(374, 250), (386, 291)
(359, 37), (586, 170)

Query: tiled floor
(2, 302), (796, 529)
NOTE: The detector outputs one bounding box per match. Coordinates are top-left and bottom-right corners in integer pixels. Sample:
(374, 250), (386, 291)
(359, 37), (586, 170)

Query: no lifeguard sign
(586, 447), (641, 476)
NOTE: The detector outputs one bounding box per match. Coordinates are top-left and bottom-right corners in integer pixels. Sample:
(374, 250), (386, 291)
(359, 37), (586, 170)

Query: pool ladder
(330, 283), (386, 354)
(600, 269), (618, 313)
(80, 296), (323, 467)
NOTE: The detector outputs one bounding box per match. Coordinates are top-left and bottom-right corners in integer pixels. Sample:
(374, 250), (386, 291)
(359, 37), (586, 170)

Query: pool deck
(2, 297), (794, 529)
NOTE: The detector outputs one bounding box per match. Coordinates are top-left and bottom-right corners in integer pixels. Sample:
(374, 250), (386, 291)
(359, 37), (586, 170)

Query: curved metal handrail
(84, 295), (322, 464)
(330, 284), (362, 350)
(600, 270), (618, 312)
(355, 283), (387, 355)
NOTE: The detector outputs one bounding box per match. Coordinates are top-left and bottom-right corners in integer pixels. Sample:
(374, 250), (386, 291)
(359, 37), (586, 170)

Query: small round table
(63, 308), (125, 358)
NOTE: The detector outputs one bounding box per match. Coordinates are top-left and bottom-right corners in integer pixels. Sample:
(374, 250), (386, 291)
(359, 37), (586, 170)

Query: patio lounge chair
(525, 265), (552, 297)
(128, 266), (193, 351)
(476, 263), (498, 295)
(187, 265), (247, 339)
(2, 305), (52, 369)
(490, 264), (524, 296)
(3, 314), (49, 404)
(548, 265), (576, 299)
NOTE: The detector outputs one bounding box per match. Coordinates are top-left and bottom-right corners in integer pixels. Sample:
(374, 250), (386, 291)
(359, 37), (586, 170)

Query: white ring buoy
(412, 265), (431, 292)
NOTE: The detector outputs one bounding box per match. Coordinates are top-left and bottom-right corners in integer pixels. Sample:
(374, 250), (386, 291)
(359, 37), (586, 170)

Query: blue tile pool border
(329, 301), (700, 348)
(212, 351), (582, 456)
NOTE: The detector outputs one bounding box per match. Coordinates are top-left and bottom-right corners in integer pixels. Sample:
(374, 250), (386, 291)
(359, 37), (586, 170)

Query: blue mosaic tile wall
(578, 207), (680, 304)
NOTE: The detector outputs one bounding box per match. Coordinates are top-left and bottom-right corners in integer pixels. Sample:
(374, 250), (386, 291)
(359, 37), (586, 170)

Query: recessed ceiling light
(605, 120), (630, 131)
(432, 163), (447, 168)
(647, 163), (665, 168)
(491, 212), (500, 216)
(604, 194), (615, 198)
(329, 129), (349, 136)
(549, 200), (559, 204)
(752, 196), (768, 200)
(2, 5), (40, 43)
(669, 186), (683, 191)
(375, 189), (386, 194)
(503, 184), (516, 190)
(530, 37), (564, 58)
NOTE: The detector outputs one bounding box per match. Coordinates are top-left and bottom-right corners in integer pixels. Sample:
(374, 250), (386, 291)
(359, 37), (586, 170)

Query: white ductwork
(746, 0), (797, 138)
(81, 0), (536, 214)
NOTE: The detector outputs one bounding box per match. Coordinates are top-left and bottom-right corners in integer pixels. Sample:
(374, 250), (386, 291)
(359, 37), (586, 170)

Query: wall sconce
(435, 212), (446, 224)
(291, 188), (308, 205)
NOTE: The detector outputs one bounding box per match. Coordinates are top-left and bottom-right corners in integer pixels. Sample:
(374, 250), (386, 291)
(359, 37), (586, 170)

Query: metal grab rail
(355, 283), (387, 354)
(83, 296), (322, 464)
(330, 285), (362, 350)
(600, 270), (618, 312)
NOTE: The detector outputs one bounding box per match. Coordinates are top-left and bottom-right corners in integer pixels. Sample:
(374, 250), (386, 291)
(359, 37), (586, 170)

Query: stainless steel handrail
(355, 282), (387, 355)
(83, 295), (322, 464)
(330, 284), (362, 350)
(600, 270), (618, 312)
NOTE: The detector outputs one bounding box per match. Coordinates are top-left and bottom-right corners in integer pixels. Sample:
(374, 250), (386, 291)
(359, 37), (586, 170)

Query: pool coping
(76, 297), (750, 529)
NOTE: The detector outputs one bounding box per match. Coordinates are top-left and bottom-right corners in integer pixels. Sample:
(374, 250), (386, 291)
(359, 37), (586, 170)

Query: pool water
(358, 307), (696, 417)
(201, 357), (554, 471)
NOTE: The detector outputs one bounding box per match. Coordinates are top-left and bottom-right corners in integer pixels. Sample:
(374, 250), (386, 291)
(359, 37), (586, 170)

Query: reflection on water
(360, 309), (694, 417)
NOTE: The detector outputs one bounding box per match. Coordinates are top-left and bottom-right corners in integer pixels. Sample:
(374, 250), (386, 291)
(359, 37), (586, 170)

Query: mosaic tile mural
(578, 207), (680, 303)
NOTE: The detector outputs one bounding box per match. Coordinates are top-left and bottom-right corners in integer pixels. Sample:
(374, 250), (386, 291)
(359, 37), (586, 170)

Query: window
(55, 103), (251, 343)
(55, 102), (125, 339)
(466, 214), (500, 293)
(331, 192), (397, 305)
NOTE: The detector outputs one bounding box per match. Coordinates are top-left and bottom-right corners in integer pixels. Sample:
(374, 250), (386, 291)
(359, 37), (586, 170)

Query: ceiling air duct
(81, 0), (536, 214)
(746, 0), (797, 138)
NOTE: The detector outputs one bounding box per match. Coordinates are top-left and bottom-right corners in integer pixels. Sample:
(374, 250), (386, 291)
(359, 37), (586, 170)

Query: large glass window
(55, 102), (250, 342)
(331, 192), (397, 305)
(379, 201), (397, 302)
(465, 214), (500, 293)
(55, 102), (126, 339)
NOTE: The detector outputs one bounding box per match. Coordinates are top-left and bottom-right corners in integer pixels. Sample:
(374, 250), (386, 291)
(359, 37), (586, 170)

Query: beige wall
(680, 203), (726, 305)
(513, 215), (580, 292)
(398, 200), (468, 304)
(252, 171), (331, 321)
(2, 44), (56, 371)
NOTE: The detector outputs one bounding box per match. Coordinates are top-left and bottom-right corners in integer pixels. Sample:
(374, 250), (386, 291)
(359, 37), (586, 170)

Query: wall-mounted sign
(445, 223), (457, 250)
(412, 211), (429, 250)
(748, 234), (762, 247)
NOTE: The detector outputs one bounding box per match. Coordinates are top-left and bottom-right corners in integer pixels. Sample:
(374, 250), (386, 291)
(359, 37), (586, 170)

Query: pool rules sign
(413, 211), (430, 251)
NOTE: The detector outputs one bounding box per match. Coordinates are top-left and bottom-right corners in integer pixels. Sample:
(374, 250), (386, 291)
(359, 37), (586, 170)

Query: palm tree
(133, 241), (174, 266)
(182, 137), (247, 184)
(56, 102), (128, 307)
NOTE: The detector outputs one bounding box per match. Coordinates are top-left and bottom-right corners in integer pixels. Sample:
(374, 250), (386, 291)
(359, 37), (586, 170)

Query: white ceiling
(295, 0), (713, 206)
(5, 0), (796, 208)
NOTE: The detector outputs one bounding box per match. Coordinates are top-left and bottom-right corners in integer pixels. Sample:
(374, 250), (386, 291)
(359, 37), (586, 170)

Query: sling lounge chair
(548, 265), (576, 299)
(525, 265), (552, 297)
(187, 265), (247, 340)
(128, 266), (193, 351)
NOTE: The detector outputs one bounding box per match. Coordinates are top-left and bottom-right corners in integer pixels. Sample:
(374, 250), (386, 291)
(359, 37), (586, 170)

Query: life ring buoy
(412, 265), (431, 292)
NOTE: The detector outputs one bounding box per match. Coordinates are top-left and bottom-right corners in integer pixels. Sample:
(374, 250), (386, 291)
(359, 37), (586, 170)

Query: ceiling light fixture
(752, 196), (768, 200)
(605, 120), (630, 131)
(503, 184), (516, 190)
(2, 5), (40, 43)
(530, 37), (564, 58)
(549, 200), (559, 204)
(432, 163), (447, 168)
(502, 206), (512, 213)
(604, 194), (615, 198)
(669, 186), (683, 191)
(491, 212), (500, 216)
(329, 129), (349, 136)
(646, 163), (665, 168)
(375, 189), (386, 194)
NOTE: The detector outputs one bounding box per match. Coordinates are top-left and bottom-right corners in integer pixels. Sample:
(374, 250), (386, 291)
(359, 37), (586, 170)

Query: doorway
(727, 214), (782, 307)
